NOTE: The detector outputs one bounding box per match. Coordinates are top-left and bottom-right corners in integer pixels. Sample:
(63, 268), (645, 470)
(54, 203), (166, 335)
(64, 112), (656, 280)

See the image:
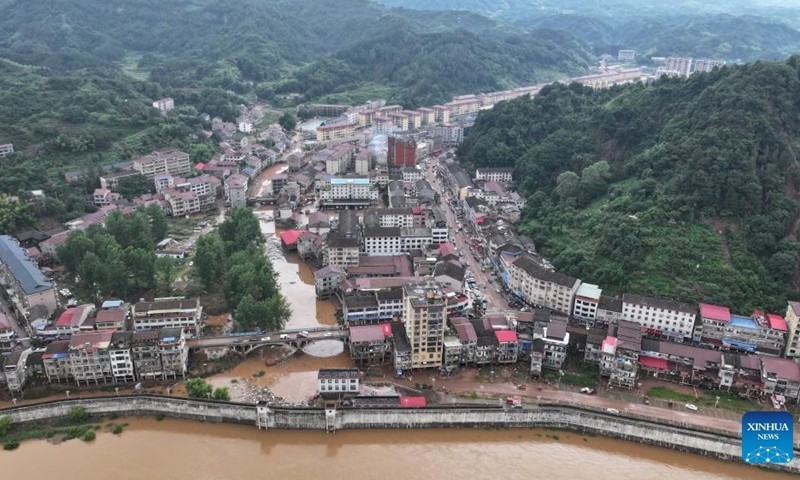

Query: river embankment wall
(1, 395), (798, 474)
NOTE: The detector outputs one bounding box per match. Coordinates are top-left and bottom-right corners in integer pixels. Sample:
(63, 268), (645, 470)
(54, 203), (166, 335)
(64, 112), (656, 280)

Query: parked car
(279, 334), (289, 340)
(605, 408), (620, 415)
(260, 337), (271, 341)
(297, 331), (309, 338)
(684, 403), (699, 411)
(580, 387), (597, 395)
(324, 332), (333, 337)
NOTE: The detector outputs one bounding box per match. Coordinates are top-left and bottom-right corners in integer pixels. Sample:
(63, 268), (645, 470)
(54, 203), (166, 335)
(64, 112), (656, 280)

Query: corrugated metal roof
(0, 235), (53, 295)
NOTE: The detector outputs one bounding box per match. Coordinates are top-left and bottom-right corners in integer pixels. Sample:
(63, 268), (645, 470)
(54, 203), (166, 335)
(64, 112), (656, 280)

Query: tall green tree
(194, 232), (226, 291)
(278, 112), (296, 131)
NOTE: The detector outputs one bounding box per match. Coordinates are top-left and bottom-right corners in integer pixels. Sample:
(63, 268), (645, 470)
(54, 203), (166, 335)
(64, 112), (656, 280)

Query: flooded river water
(0, 417), (788, 480)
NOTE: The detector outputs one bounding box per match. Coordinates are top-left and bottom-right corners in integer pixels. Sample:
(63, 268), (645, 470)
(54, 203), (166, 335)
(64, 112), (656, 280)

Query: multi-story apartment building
(622, 293), (697, 342)
(761, 356), (800, 401)
(69, 330), (115, 386)
(152, 97), (175, 113)
(443, 97), (482, 118)
(313, 265), (346, 300)
(696, 303), (787, 355)
(323, 144), (355, 175)
(362, 227), (434, 255)
(92, 188), (121, 206)
(785, 301), (800, 358)
(693, 58), (725, 73)
(224, 173), (249, 208)
(131, 330), (163, 379)
(131, 297), (202, 337)
(696, 303), (730, 346)
(133, 149), (191, 179)
(318, 177), (378, 208)
(349, 323), (394, 367)
(404, 110), (422, 129)
(2, 348), (31, 393)
(599, 320), (642, 389)
(507, 253), (580, 315)
(573, 283), (602, 322)
(403, 282), (447, 370)
(537, 317), (569, 370)
(354, 149), (372, 175)
(316, 121), (357, 142)
(109, 331), (136, 383)
(595, 295), (624, 325)
(475, 168), (513, 184)
(341, 288), (404, 326)
(416, 107), (436, 126)
(159, 327), (188, 380)
(362, 227), (402, 255)
(0, 143), (14, 157)
(0, 235), (58, 317)
(659, 57), (693, 77)
(42, 340), (72, 383)
(365, 208), (414, 228)
(618, 49), (636, 62)
(325, 210), (360, 268)
(387, 136), (417, 169)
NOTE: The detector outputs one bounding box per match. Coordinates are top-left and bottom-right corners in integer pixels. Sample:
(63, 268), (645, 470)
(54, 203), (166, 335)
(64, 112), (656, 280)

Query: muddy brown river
(0, 417), (788, 480)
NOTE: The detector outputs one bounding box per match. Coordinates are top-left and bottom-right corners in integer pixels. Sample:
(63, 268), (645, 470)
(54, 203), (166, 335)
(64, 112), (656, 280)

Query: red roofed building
(697, 302), (731, 347)
(279, 229), (306, 250)
(767, 314), (787, 332)
(495, 329), (519, 363)
(68, 330), (115, 385)
(399, 396), (427, 408)
(348, 323), (394, 367)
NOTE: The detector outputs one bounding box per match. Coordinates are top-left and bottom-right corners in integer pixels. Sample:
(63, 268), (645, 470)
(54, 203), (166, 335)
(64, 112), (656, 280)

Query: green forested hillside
(521, 14), (800, 61)
(274, 26), (592, 107)
(459, 58), (800, 312)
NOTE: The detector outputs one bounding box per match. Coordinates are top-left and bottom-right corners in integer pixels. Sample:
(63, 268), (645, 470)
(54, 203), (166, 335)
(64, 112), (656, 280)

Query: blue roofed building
(0, 235), (58, 318)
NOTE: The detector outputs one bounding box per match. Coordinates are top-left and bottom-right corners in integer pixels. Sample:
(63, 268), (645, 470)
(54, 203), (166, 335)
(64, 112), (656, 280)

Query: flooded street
(0, 417), (787, 480)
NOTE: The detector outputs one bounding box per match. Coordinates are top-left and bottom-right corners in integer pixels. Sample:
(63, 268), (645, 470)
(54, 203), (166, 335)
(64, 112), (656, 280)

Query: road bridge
(187, 326), (348, 354)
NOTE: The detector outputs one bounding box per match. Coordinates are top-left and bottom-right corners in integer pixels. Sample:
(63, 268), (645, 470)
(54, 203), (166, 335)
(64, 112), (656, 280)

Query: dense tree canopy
(193, 208), (289, 332)
(56, 207), (174, 301)
(460, 58), (800, 312)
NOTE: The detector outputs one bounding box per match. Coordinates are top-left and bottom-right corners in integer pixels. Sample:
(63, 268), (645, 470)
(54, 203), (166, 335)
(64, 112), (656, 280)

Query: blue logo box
(742, 411), (794, 464)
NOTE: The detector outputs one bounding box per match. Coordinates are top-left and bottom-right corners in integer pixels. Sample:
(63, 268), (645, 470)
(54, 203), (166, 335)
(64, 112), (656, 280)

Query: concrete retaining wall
(1, 396), (798, 474)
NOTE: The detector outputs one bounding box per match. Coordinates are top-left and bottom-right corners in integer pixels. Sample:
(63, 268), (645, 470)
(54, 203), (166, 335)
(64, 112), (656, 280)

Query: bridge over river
(186, 326), (348, 354)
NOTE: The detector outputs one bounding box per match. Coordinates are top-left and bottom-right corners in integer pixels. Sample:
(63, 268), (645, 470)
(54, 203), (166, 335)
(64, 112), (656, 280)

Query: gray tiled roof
(0, 235), (53, 295)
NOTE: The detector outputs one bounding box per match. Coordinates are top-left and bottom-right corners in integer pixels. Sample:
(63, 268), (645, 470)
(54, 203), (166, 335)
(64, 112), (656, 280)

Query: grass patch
(646, 386), (761, 413)
(111, 425), (124, 435)
(82, 430), (96, 442)
(155, 414), (165, 421)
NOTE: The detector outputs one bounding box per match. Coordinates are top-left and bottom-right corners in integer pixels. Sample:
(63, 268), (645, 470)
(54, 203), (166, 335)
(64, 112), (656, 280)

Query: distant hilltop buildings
(152, 97), (175, 113)
(0, 143), (13, 157)
(655, 57), (726, 77)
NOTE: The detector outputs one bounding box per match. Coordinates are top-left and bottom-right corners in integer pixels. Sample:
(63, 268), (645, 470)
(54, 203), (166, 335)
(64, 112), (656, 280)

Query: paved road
(424, 157), (509, 314)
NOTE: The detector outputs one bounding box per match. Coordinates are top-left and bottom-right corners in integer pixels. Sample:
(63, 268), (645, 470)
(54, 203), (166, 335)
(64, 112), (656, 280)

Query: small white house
(317, 369), (360, 396)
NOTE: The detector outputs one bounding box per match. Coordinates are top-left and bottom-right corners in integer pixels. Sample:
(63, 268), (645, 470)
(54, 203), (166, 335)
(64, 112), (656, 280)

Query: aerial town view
(1, 0), (800, 478)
